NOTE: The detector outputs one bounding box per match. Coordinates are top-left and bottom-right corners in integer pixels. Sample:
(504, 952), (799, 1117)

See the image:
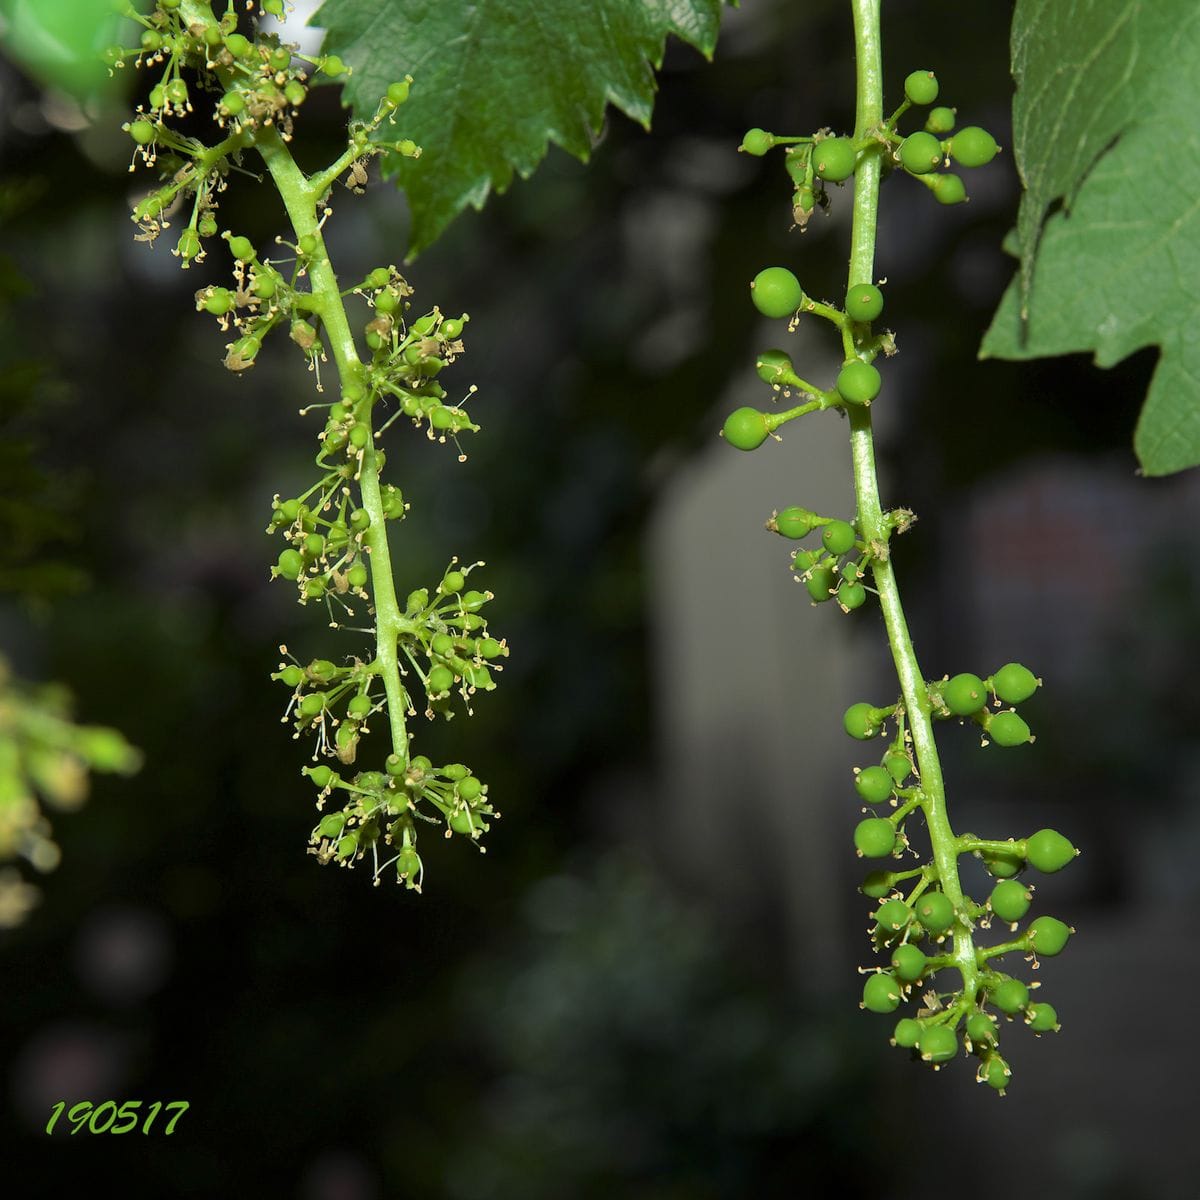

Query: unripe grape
(284, 80), (306, 108)
(1026, 915), (1072, 957)
(891, 943), (927, 981)
(950, 126), (998, 168)
(129, 119), (156, 145)
(875, 898), (911, 933)
(307, 659), (337, 682)
(862, 971), (902, 1013)
(992, 662), (1040, 704)
(347, 562), (368, 589)
(822, 519), (857, 556)
(219, 91), (245, 117)
(387, 79), (412, 107)
(988, 710), (1032, 747)
(990, 977), (1029, 1015)
(304, 764), (335, 788)
(836, 360), (881, 405)
(346, 694), (373, 719)
(903, 70), (938, 105)
(1025, 828), (1076, 873)
(931, 173), (968, 205)
(854, 817), (896, 858)
(427, 665), (454, 694)
(917, 1024), (957, 1064)
(774, 506), (818, 539)
(838, 582), (867, 610)
(225, 32), (251, 58)
(982, 1055), (1011, 1092)
(845, 283), (884, 322)
(750, 267), (805, 318)
(740, 127), (776, 156)
(893, 1017), (922, 1048)
(791, 548), (821, 574)
(899, 131), (943, 174)
(965, 1011), (996, 1046)
(321, 54), (347, 76)
(723, 407), (770, 451)
(982, 850), (1023, 879)
(756, 348), (797, 386)
(843, 702), (883, 740)
(883, 751), (911, 783)
(813, 137), (856, 182)
(925, 106), (956, 135)
(943, 672), (987, 716)
(276, 549), (304, 580)
(1026, 1002), (1060, 1033)
(205, 287), (233, 316)
(275, 665), (304, 688)
(441, 569), (466, 593)
(915, 891), (954, 935)
(165, 78), (189, 107)
(989, 879), (1031, 923)
(861, 871), (892, 898)
(855, 765), (894, 805)
(227, 235), (255, 262)
(317, 813), (346, 839)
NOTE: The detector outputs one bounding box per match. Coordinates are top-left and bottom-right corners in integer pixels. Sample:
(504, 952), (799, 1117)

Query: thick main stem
(255, 127), (410, 761)
(845, 0), (977, 1004)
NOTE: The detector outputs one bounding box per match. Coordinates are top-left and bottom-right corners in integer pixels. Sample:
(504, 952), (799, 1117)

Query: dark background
(2, 1), (1196, 1196)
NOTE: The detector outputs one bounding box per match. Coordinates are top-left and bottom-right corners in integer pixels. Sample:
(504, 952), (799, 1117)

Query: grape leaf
(981, 0), (1200, 476)
(311, 0), (731, 254)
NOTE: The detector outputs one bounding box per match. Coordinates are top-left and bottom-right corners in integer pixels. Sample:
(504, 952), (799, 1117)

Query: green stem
(254, 126), (410, 761)
(846, 0), (977, 1002)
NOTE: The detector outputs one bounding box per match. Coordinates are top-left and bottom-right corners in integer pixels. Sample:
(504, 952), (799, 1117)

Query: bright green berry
(321, 54), (347, 77)
(275, 665), (304, 688)
(843, 702), (883, 740)
(813, 137), (856, 182)
(990, 977), (1029, 1015)
(982, 1056), (1011, 1092)
(988, 710), (1032, 747)
(298, 692), (326, 718)
(276, 549), (304, 580)
(723, 407), (770, 451)
(855, 765), (894, 805)
(875, 898), (911, 933)
(917, 1024), (957, 1064)
(317, 813), (345, 839)
(854, 817), (896, 858)
(304, 764), (335, 788)
(836, 360), (881, 405)
(740, 127), (776, 156)
(822, 519), (857, 556)
(1025, 828), (1077, 873)
(458, 775), (483, 801)
(263, 0), (285, 14)
(1026, 1002), (1060, 1033)
(915, 891), (954, 935)
(1026, 915), (1072, 957)
(891, 943), (927, 982)
(129, 119), (156, 145)
(774, 506), (818, 538)
(900, 131), (943, 174)
(892, 1017), (922, 1048)
(219, 91), (245, 117)
(205, 287), (233, 316)
(992, 662), (1040, 704)
(846, 283), (884, 322)
(346, 694), (373, 719)
(982, 850), (1023, 879)
(931, 173), (968, 205)
(750, 267), (804, 318)
(862, 971), (902, 1014)
(883, 751), (911, 783)
(925, 106), (956, 135)
(387, 79), (412, 107)
(756, 349), (797, 386)
(989, 879), (1031, 923)
(903, 70), (938, 105)
(227, 235), (255, 262)
(165, 78), (189, 107)
(805, 567), (838, 603)
(347, 562), (369, 589)
(965, 1010), (996, 1046)
(427, 665), (454, 694)
(861, 871), (892, 899)
(225, 33), (251, 57)
(838, 582), (867, 610)
(943, 672), (987, 716)
(950, 126), (998, 168)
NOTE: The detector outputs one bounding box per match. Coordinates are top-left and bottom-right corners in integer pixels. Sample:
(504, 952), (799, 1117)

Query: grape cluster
(117, 1), (505, 890)
(765, 506), (888, 612)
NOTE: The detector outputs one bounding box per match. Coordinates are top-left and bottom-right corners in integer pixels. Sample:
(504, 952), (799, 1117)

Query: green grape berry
(346, 694), (373, 719)
(740, 127), (776, 156)
(982, 1056), (1011, 1092)
(891, 943), (927, 982)
(805, 566), (838, 603)
(861, 871), (892, 899)
(988, 710), (1032, 747)
(992, 662), (1040, 705)
(899, 131), (943, 174)
(774, 506), (818, 539)
(813, 137), (856, 182)
(883, 751), (911, 784)
(347, 563), (369, 589)
(387, 79), (412, 107)
(931, 173), (968, 205)
(982, 850), (1023, 879)
(915, 891), (954, 935)
(441, 569), (466, 593)
(305, 764), (335, 789)
(317, 813), (345, 839)
(903, 70), (939, 105)
(862, 971), (902, 1014)
(846, 283), (884, 322)
(855, 765), (894, 805)
(854, 817), (897, 858)
(917, 1024), (957, 1064)
(427, 665), (454, 695)
(275, 665), (304, 688)
(205, 287), (233, 316)
(750, 267), (805, 318)
(1026, 1002), (1060, 1033)
(925, 106), (956, 135)
(875, 898), (911, 933)
(723, 407), (770, 451)
(989, 879), (1031, 923)
(756, 349), (797, 386)
(129, 119), (156, 145)
(838, 581), (867, 610)
(321, 54), (347, 77)
(893, 1017), (922, 1048)
(227, 235), (255, 262)
(989, 977), (1029, 1015)
(844, 702), (883, 740)
(943, 672), (987, 716)
(1025, 828), (1077, 873)
(836, 360), (881, 405)
(276, 549), (304, 580)
(822, 519), (857, 556)
(965, 1010), (997, 1046)
(949, 126), (998, 168)
(1026, 915), (1072, 957)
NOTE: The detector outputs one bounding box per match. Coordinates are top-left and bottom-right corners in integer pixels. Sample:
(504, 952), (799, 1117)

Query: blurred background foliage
(2, 1), (1198, 1196)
